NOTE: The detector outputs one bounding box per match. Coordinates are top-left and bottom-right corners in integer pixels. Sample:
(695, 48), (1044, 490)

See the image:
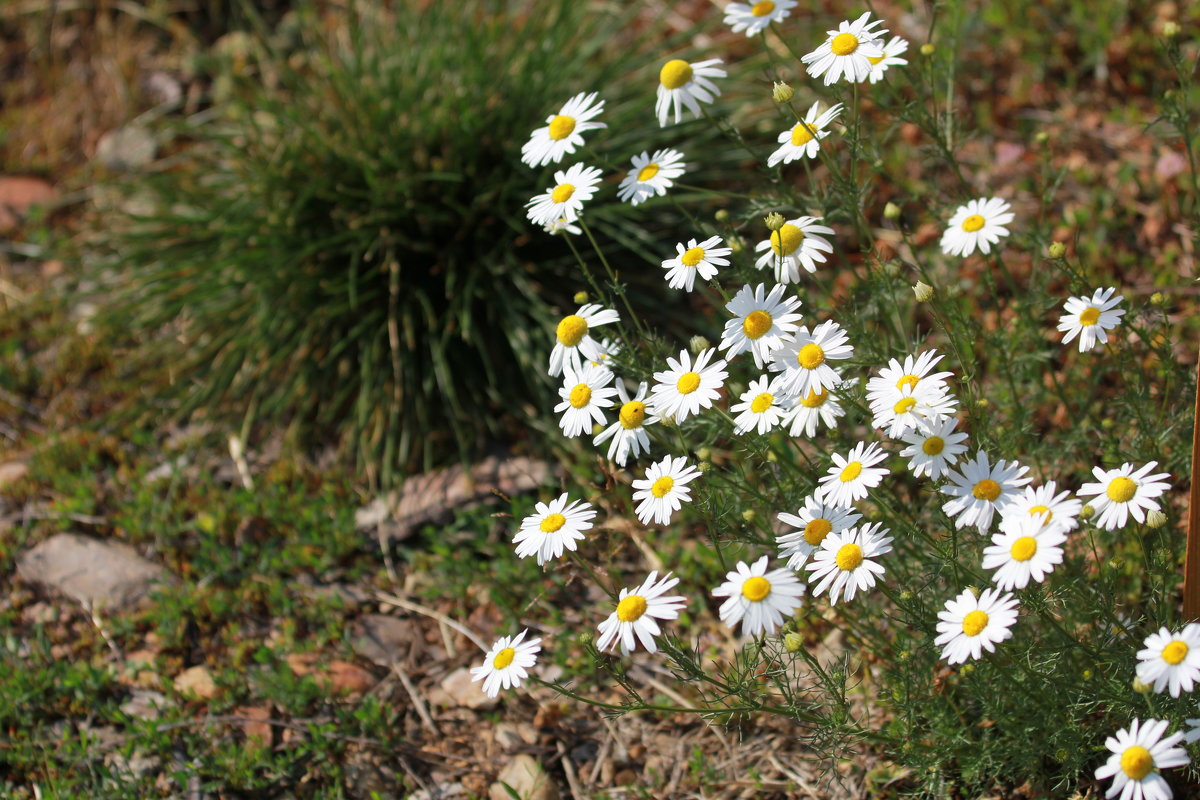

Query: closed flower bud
(696, 446), (712, 461)
(764, 212), (786, 231)
(741, 509), (756, 523)
(920, 43), (935, 56)
(1146, 509), (1168, 529)
(976, 398), (989, 409)
(912, 280), (934, 302)
(899, 590), (915, 603)
(882, 261), (900, 277)
(884, 202), (901, 220)
(1080, 504), (1095, 521)
(579, 631), (593, 646)
(784, 632), (804, 652)
(698, 460), (712, 473)
(573, 291), (588, 304)
(689, 335), (711, 354)
(714, 208), (730, 222)
(1035, 130), (1050, 143)
(728, 236), (744, 254)
(960, 663), (974, 675)
(1132, 676), (1153, 694)
(1150, 292), (1166, 306)
(772, 81), (794, 103)
(1163, 20), (1180, 38)
(965, 585), (981, 599)
(1047, 241), (1066, 258)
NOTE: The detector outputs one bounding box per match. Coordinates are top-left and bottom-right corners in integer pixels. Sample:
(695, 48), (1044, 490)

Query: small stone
(0, 175), (56, 233)
(0, 461), (28, 488)
(95, 126), (158, 171)
(17, 533), (168, 610)
(119, 689), (168, 721)
(489, 755), (560, 800)
(349, 614), (422, 665)
(173, 665), (219, 700)
(327, 660), (375, 695)
(493, 723), (539, 751)
(411, 783), (466, 800)
(431, 667), (498, 710)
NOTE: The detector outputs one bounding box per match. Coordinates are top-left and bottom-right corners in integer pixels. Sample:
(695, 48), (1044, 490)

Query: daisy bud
(883, 202), (901, 220)
(976, 398), (989, 409)
(897, 650), (911, 663)
(1100, 418), (1115, 430)
(1080, 504), (1095, 520)
(1035, 130), (1050, 143)
(965, 585), (981, 599)
(579, 631), (593, 645)
(1150, 292), (1165, 306)
(698, 460), (712, 473)
(920, 43), (935, 56)
(1146, 509), (1168, 528)
(772, 81), (794, 104)
(573, 291), (589, 304)
(688, 335), (710, 354)
(899, 590), (915, 603)
(714, 209), (730, 222)
(741, 509), (756, 523)
(784, 632), (804, 653)
(1132, 676), (1153, 694)
(882, 261), (900, 277)
(1163, 20), (1180, 38)
(960, 663), (974, 675)
(765, 450), (778, 463)
(764, 212), (786, 231)
(1047, 241), (1066, 258)
(695, 447), (712, 461)
(911, 280), (934, 302)
(728, 237), (744, 254)
(1081, 668), (1093, 680)
(1107, 555), (1123, 570)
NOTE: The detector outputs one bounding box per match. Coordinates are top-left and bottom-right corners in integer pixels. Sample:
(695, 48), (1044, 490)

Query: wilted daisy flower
(777, 497), (861, 571)
(1094, 719), (1188, 800)
(513, 493), (596, 565)
(596, 571), (687, 655)
(661, 236), (731, 291)
(981, 511), (1066, 591)
(898, 416), (968, 479)
(1004, 481), (1082, 535)
(940, 450), (1031, 532)
(655, 58), (726, 126)
(543, 216), (582, 236)
(870, 381), (958, 439)
(1077, 462), (1171, 531)
(801, 12), (887, 86)
(520, 92), (607, 168)
(555, 363), (618, 438)
(769, 320), (853, 398)
(730, 375), (787, 435)
(588, 337), (621, 371)
(718, 284), (803, 368)
(1136, 625), (1200, 698)
(939, 197), (1015, 257)
(617, 149), (686, 206)
(866, 36), (909, 83)
(549, 303), (620, 377)
(593, 379), (655, 466)
(526, 163), (605, 227)
(935, 588), (1019, 664)
(866, 350), (954, 403)
(753, 216), (835, 283)
(649, 348), (728, 423)
(781, 383), (847, 438)
(767, 102), (844, 167)
(817, 441), (889, 508)
(632, 455), (702, 527)
(712, 556), (805, 637)
(471, 630), (541, 698)
(724, 0), (796, 36)
(806, 522), (892, 605)
(1057, 287), (1126, 353)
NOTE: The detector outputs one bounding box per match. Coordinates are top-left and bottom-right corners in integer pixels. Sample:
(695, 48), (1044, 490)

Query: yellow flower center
(1010, 536), (1037, 562)
(1078, 307), (1101, 326)
(770, 223), (805, 256)
(637, 163), (660, 182)
(961, 610), (989, 637)
(750, 0), (775, 16)
(804, 518), (833, 546)
(742, 310), (773, 339)
(547, 115), (576, 141)
(797, 343), (825, 370)
(867, 54), (885, 65)
(680, 247), (705, 267)
(660, 59), (694, 89)
(750, 393), (774, 413)
(801, 389), (828, 408)
(619, 401), (645, 429)
(1162, 640), (1189, 665)
(830, 32), (859, 56)
(616, 594), (648, 622)
(790, 122), (816, 147)
(973, 479), (1001, 502)
(742, 576), (771, 602)
(893, 397), (917, 414)
(835, 542), (863, 571)
(650, 475), (675, 498)
(492, 647), (516, 669)
(551, 183), (576, 204)
(961, 214), (985, 232)
(895, 374), (920, 391)
(569, 383), (592, 409)
(922, 436), (945, 455)
(676, 371), (701, 394)
(1028, 504), (1053, 522)
(839, 462), (863, 482)
(1107, 477), (1137, 503)
(1120, 746), (1154, 781)
(556, 314), (588, 346)
(540, 513), (567, 533)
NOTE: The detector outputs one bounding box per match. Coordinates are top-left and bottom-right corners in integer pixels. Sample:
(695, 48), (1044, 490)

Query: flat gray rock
(17, 533), (168, 610)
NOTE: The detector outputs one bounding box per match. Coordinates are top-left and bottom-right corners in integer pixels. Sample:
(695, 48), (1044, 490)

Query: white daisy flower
(753, 216), (835, 283)
(593, 379), (655, 467)
(1136, 625), (1200, 698)
(939, 197), (1015, 257)
(801, 12), (888, 86)
(769, 320), (853, 398)
(934, 588), (1019, 664)
(781, 384), (847, 438)
(1094, 719), (1189, 800)
(777, 496), (861, 571)
(866, 36), (909, 83)
(649, 348), (728, 423)
(940, 450), (1032, 532)
(865, 350), (954, 402)
(806, 522), (892, 605)
(712, 555), (806, 637)
(898, 416), (968, 480)
(981, 511), (1066, 591)
(554, 363), (619, 438)
(632, 455), (702, 527)
(1077, 461), (1171, 531)
(718, 284), (803, 368)
(512, 493), (597, 565)
(723, 0), (796, 37)
(767, 102), (844, 167)
(596, 571), (687, 655)
(816, 441), (889, 508)
(526, 163), (605, 227)
(543, 216), (582, 236)
(520, 91), (607, 168)
(730, 375), (787, 435)
(549, 303), (620, 378)
(1003, 481), (1082, 535)
(470, 630), (541, 698)
(655, 58), (726, 127)
(1057, 287), (1126, 353)
(661, 235), (731, 291)
(870, 381), (958, 439)
(588, 337), (621, 371)
(617, 148), (687, 206)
